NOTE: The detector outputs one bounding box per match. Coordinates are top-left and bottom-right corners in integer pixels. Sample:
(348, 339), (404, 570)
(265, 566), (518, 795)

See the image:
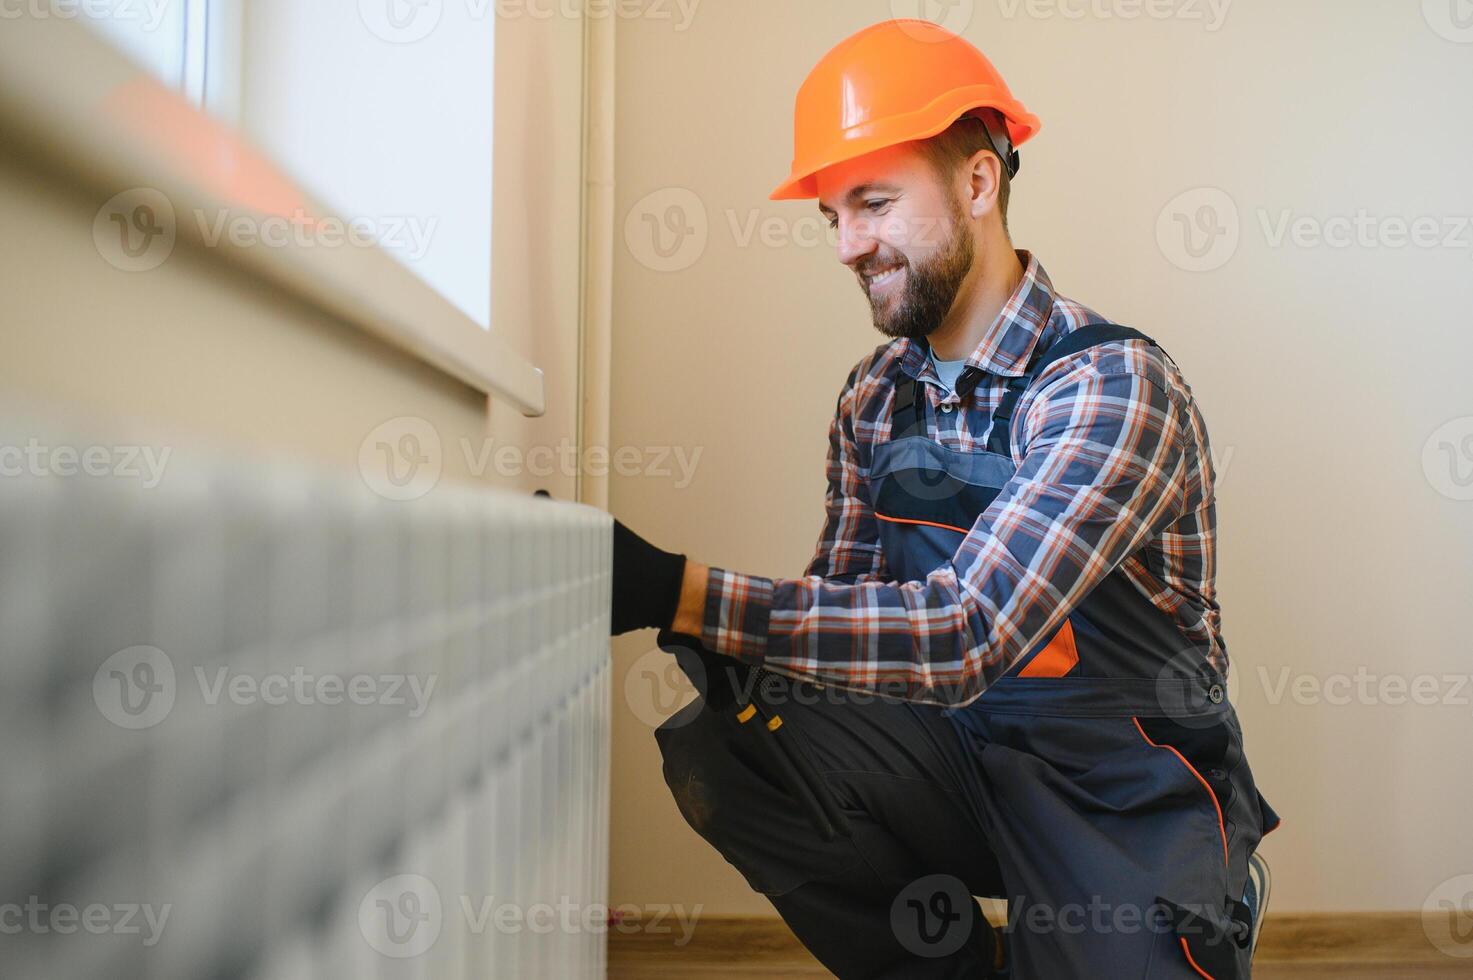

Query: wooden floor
(611, 960), (1472, 979)
(610, 962), (1473, 979)
(608, 914), (1473, 978)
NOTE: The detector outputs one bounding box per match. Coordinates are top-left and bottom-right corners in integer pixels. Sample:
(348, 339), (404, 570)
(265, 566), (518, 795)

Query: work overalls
(656, 323), (1280, 979)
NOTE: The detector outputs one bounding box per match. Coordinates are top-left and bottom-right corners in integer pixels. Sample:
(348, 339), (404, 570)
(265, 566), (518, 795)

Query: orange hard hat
(771, 20), (1041, 201)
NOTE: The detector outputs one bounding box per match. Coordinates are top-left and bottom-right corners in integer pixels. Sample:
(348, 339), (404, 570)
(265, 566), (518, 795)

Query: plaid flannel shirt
(700, 251), (1226, 707)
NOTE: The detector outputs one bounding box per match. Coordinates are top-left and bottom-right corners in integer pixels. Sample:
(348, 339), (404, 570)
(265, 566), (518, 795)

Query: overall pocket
(1133, 713), (1241, 858)
(1132, 715), (1253, 979)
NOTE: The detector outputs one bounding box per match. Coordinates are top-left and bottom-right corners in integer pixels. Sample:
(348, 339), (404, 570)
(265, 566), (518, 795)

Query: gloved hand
(611, 518), (687, 635)
(531, 491), (689, 636)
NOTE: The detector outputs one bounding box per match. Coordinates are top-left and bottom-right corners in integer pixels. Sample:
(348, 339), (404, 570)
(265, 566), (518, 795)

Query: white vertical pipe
(578, 0), (616, 512)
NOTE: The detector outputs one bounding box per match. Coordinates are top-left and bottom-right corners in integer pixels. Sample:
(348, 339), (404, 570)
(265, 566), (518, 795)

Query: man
(611, 20), (1279, 979)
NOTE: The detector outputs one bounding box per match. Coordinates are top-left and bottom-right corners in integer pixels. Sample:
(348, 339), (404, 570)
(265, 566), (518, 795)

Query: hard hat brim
(769, 87), (1041, 201)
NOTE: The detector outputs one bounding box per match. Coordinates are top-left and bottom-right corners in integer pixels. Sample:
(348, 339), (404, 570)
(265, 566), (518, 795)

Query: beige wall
(609, 1), (1473, 914)
(2, 12), (586, 498)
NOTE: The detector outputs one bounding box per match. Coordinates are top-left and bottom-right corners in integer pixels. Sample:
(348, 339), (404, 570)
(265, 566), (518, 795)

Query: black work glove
(611, 519), (687, 635)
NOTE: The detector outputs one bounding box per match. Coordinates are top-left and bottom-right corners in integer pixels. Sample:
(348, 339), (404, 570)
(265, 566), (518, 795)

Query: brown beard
(863, 194), (975, 341)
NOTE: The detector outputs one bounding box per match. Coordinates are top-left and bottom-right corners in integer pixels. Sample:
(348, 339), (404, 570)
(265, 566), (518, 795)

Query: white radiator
(0, 422), (612, 979)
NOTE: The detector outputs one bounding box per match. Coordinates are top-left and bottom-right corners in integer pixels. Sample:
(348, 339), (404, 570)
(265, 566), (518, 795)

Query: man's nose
(835, 216), (878, 268)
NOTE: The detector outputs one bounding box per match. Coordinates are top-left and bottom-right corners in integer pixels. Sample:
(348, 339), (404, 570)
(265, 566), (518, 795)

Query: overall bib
(866, 322), (1281, 978)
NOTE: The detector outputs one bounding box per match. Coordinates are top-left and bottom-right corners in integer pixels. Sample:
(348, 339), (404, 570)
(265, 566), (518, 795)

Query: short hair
(918, 109), (1012, 232)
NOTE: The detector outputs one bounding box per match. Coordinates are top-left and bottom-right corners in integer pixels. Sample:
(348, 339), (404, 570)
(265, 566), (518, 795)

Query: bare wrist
(670, 560), (709, 636)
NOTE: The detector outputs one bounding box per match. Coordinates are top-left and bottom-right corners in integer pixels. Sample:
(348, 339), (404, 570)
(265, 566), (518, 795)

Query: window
(75, 0), (496, 330)
(238, 1), (496, 328)
(74, 0), (213, 106)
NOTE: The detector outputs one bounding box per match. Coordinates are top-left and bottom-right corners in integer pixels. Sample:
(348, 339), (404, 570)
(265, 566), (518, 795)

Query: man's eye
(826, 216), (839, 229)
(865, 199), (891, 212)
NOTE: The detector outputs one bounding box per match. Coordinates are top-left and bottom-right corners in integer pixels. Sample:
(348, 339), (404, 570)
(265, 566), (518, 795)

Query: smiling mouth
(862, 264), (904, 292)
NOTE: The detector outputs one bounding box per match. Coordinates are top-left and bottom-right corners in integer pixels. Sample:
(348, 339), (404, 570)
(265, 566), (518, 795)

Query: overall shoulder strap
(984, 323), (1162, 455)
(890, 372), (926, 440)
(1029, 322), (1159, 380)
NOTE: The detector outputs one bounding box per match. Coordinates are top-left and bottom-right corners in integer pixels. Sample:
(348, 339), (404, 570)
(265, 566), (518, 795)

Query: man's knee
(655, 699), (729, 839)
(653, 695), (881, 899)
(654, 699), (822, 894)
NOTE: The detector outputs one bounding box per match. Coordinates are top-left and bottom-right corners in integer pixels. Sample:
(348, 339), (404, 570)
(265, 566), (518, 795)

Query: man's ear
(965, 149), (1003, 220)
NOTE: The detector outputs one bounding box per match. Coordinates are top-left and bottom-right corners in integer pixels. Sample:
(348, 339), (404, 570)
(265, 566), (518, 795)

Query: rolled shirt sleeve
(700, 359), (1191, 707)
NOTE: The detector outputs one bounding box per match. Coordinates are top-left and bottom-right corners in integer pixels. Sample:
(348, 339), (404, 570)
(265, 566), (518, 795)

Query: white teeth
(867, 266), (902, 289)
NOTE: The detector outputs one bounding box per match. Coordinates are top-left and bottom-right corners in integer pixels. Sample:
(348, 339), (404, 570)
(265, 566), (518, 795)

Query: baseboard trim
(608, 912), (1454, 966)
(1255, 912), (1445, 963)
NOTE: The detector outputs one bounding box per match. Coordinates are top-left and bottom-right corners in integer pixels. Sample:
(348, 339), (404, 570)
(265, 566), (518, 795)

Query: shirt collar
(899, 249), (1058, 381)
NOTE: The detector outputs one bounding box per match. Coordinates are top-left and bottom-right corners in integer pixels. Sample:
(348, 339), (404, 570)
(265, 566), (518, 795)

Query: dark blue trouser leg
(655, 672), (1004, 979)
